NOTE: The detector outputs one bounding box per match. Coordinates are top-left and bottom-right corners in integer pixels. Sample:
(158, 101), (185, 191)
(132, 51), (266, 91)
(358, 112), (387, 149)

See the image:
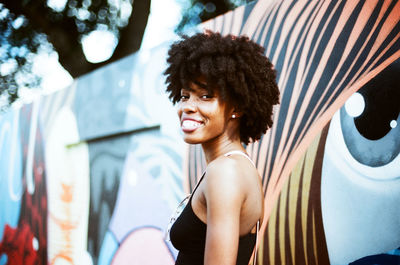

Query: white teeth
(182, 120), (202, 129)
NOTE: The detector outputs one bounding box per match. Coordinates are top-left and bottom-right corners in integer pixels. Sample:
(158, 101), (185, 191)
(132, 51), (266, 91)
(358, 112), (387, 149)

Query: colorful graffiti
(1, 0), (399, 264)
(0, 40), (183, 264)
(45, 106), (90, 265)
(0, 102), (48, 265)
(187, 0), (400, 264)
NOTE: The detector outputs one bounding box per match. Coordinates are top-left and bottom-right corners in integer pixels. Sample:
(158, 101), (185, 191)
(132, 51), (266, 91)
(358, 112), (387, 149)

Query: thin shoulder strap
(223, 150), (255, 167)
(253, 220), (260, 265)
(190, 171), (206, 197)
(224, 150), (259, 264)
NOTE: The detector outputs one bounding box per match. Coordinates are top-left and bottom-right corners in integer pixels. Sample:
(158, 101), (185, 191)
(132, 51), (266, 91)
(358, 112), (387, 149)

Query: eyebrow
(181, 80), (210, 93)
(192, 80), (208, 89)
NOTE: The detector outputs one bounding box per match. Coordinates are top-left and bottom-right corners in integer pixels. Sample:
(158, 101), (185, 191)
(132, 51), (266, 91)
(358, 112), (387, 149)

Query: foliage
(0, 5), (42, 105)
(176, 0), (254, 33)
(0, 0), (150, 107)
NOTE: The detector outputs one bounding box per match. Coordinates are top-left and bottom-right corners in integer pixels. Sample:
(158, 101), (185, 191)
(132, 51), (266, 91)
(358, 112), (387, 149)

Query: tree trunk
(2, 0), (151, 78)
(107, 0), (151, 65)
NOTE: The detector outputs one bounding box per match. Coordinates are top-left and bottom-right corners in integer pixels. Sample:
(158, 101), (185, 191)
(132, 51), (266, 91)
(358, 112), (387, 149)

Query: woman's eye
(180, 95), (189, 101)
(201, 95), (212, 99)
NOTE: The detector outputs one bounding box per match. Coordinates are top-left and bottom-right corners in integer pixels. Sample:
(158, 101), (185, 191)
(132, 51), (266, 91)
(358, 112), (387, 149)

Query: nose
(181, 98), (197, 113)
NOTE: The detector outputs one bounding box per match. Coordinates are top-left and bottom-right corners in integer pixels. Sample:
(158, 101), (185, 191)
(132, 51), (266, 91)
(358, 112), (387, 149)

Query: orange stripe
(274, 0), (359, 188)
(252, 1), (277, 44)
(271, 1), (309, 64)
(231, 5), (246, 36)
(266, 2), (324, 185)
(297, 0), (394, 145)
(344, 1), (400, 90)
(266, 0), (293, 61)
(222, 10), (233, 35)
(273, 49), (400, 209)
(296, 1), (342, 93)
(214, 13), (224, 33)
(201, 15), (216, 31)
(262, 0), (400, 240)
(277, 1), (322, 94)
(259, 0), (282, 50)
(254, 132), (267, 183)
(263, 0), (339, 205)
(242, 0), (281, 39)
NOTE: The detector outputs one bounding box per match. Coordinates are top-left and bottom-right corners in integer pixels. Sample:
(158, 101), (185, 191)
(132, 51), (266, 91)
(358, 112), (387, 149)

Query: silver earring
(232, 114), (236, 118)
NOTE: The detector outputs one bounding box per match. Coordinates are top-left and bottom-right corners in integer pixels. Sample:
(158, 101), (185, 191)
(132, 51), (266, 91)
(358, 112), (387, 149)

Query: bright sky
(12, 0), (182, 107)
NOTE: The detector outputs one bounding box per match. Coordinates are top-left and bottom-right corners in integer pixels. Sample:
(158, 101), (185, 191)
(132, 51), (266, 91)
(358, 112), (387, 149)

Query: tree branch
(2, 0), (151, 78)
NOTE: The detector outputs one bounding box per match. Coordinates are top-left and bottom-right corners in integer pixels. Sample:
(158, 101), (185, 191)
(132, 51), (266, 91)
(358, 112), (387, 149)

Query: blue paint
(0, 110), (22, 240)
(0, 254), (8, 265)
(98, 230), (119, 265)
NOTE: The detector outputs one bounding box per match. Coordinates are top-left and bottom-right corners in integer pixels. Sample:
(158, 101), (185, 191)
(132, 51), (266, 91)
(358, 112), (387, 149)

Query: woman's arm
(203, 158), (246, 265)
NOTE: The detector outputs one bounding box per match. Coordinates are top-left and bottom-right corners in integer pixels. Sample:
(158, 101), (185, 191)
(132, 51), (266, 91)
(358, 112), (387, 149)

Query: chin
(182, 131), (209, 144)
(183, 136), (202, 145)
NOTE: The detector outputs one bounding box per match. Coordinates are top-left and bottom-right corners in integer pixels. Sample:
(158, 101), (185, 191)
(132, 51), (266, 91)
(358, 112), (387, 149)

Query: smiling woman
(178, 77), (232, 144)
(163, 30), (280, 265)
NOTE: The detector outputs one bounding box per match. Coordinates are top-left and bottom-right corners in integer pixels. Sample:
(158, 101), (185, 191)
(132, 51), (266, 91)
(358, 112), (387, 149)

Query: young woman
(164, 30), (280, 265)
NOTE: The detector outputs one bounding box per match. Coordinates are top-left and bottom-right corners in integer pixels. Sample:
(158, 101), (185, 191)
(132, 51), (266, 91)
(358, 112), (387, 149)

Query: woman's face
(177, 78), (234, 145)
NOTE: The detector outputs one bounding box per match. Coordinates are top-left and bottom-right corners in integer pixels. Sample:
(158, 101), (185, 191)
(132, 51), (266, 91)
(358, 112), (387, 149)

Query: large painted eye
(339, 59), (400, 179)
(321, 60), (400, 265)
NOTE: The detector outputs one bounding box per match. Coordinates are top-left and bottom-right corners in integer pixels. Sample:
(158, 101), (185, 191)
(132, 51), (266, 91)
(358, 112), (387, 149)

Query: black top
(169, 174), (256, 265)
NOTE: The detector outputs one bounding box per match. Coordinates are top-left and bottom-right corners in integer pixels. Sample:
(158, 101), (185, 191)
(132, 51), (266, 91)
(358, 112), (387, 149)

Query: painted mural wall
(1, 0), (400, 265)
(0, 42), (184, 265)
(189, 0), (400, 264)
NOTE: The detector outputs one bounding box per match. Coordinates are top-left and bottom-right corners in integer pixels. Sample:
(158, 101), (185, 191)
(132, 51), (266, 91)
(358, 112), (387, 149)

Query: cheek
(208, 110), (229, 128)
(176, 104), (182, 117)
(205, 101), (224, 114)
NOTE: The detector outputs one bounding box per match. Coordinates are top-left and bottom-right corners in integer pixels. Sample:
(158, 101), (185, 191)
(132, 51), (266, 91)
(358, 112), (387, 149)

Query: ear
(230, 109), (242, 119)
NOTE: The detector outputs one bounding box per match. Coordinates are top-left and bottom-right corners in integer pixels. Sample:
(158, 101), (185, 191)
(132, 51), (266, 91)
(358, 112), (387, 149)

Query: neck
(201, 134), (245, 164)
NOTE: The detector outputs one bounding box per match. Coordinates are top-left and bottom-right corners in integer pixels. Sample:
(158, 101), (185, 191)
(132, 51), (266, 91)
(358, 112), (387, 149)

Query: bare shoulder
(206, 156), (246, 186)
(204, 154), (264, 234)
(204, 155), (252, 204)
(208, 154), (258, 181)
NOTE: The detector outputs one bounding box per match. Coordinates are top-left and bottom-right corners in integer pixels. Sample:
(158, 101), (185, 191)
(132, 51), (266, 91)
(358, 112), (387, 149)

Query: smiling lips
(181, 119), (203, 132)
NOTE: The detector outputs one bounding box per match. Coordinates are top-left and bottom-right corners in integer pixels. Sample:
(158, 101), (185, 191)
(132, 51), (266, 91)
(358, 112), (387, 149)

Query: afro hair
(164, 30), (280, 144)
